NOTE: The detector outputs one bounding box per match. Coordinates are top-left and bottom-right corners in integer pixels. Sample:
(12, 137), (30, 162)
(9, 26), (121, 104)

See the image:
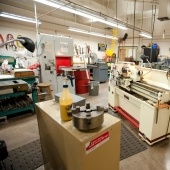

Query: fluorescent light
(34, 0), (61, 9)
(99, 20), (127, 30)
(34, 0), (127, 30)
(34, 0), (101, 21)
(39, 33), (65, 37)
(68, 27), (118, 40)
(139, 32), (152, 39)
(0, 12), (41, 24)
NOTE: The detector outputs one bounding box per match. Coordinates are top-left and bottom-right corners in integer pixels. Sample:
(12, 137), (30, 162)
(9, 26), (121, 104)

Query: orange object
(59, 84), (73, 121)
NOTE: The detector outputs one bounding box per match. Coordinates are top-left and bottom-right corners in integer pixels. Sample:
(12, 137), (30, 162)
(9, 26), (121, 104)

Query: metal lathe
(108, 61), (170, 145)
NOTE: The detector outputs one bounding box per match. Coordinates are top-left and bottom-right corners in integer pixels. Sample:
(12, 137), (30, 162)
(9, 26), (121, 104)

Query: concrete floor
(0, 81), (170, 170)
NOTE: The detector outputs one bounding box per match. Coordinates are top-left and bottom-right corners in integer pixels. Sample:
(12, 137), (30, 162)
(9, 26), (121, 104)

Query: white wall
(123, 37), (170, 61)
(0, 24), (113, 69)
(73, 38), (107, 59)
(1, 23), (170, 67)
(0, 26), (37, 68)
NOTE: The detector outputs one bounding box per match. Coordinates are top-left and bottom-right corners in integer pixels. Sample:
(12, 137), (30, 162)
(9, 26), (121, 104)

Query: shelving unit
(118, 46), (138, 61)
(0, 76), (38, 117)
(118, 48), (126, 61)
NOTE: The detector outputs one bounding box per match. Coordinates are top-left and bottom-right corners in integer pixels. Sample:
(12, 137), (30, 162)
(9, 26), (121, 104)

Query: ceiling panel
(0, 0), (170, 40)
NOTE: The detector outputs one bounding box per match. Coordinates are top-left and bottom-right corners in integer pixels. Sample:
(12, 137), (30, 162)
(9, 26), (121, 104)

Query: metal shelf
(0, 104), (34, 117)
(0, 76), (38, 118)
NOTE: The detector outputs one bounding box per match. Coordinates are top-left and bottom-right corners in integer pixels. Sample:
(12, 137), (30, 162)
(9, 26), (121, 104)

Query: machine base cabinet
(35, 100), (121, 170)
(92, 64), (108, 82)
(109, 85), (170, 145)
(108, 62), (170, 145)
(139, 102), (170, 145)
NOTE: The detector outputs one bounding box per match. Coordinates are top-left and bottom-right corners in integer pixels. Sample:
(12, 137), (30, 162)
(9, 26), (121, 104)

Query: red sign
(85, 131), (109, 154)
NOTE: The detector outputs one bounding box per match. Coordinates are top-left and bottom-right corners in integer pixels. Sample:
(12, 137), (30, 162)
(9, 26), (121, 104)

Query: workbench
(0, 75), (38, 117)
(35, 100), (121, 170)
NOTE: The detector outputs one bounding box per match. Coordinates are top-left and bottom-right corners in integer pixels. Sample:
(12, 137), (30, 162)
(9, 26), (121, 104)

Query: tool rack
(0, 76), (38, 118)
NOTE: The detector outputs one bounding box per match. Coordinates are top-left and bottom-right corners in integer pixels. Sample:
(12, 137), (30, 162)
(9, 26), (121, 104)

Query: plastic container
(88, 81), (99, 96)
(59, 84), (73, 121)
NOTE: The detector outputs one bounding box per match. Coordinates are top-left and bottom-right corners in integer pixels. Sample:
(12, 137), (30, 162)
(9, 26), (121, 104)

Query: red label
(85, 131), (109, 154)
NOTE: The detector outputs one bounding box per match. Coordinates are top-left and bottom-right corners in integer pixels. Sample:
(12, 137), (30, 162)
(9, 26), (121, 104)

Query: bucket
(74, 70), (89, 94)
(88, 81), (99, 96)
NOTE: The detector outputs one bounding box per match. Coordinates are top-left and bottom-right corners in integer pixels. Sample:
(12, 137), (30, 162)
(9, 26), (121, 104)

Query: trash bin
(88, 81), (99, 96)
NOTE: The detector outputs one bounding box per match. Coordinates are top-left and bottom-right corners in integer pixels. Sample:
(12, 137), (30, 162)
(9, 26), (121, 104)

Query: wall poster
(98, 43), (107, 51)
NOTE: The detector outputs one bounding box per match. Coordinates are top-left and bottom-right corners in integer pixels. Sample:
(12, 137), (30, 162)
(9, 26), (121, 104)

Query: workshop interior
(0, 0), (170, 170)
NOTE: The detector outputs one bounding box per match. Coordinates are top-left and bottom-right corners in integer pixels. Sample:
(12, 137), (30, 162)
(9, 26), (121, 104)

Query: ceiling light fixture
(139, 32), (152, 39)
(68, 27), (118, 40)
(34, 0), (100, 21)
(34, 0), (127, 30)
(98, 19), (127, 30)
(0, 12), (41, 24)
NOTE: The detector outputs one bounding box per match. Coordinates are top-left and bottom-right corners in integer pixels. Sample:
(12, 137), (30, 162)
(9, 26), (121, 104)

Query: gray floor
(0, 81), (170, 170)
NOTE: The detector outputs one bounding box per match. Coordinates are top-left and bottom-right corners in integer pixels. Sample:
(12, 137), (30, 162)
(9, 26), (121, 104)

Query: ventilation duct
(157, 0), (170, 21)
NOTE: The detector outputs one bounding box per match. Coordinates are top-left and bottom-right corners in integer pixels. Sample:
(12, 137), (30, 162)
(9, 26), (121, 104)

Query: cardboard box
(12, 69), (35, 78)
(35, 100), (121, 170)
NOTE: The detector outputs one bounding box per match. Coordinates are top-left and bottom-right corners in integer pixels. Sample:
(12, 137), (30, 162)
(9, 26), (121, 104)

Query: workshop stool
(37, 83), (53, 101)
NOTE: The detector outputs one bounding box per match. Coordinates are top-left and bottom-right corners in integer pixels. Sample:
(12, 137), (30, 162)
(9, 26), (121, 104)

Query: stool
(37, 83), (53, 101)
